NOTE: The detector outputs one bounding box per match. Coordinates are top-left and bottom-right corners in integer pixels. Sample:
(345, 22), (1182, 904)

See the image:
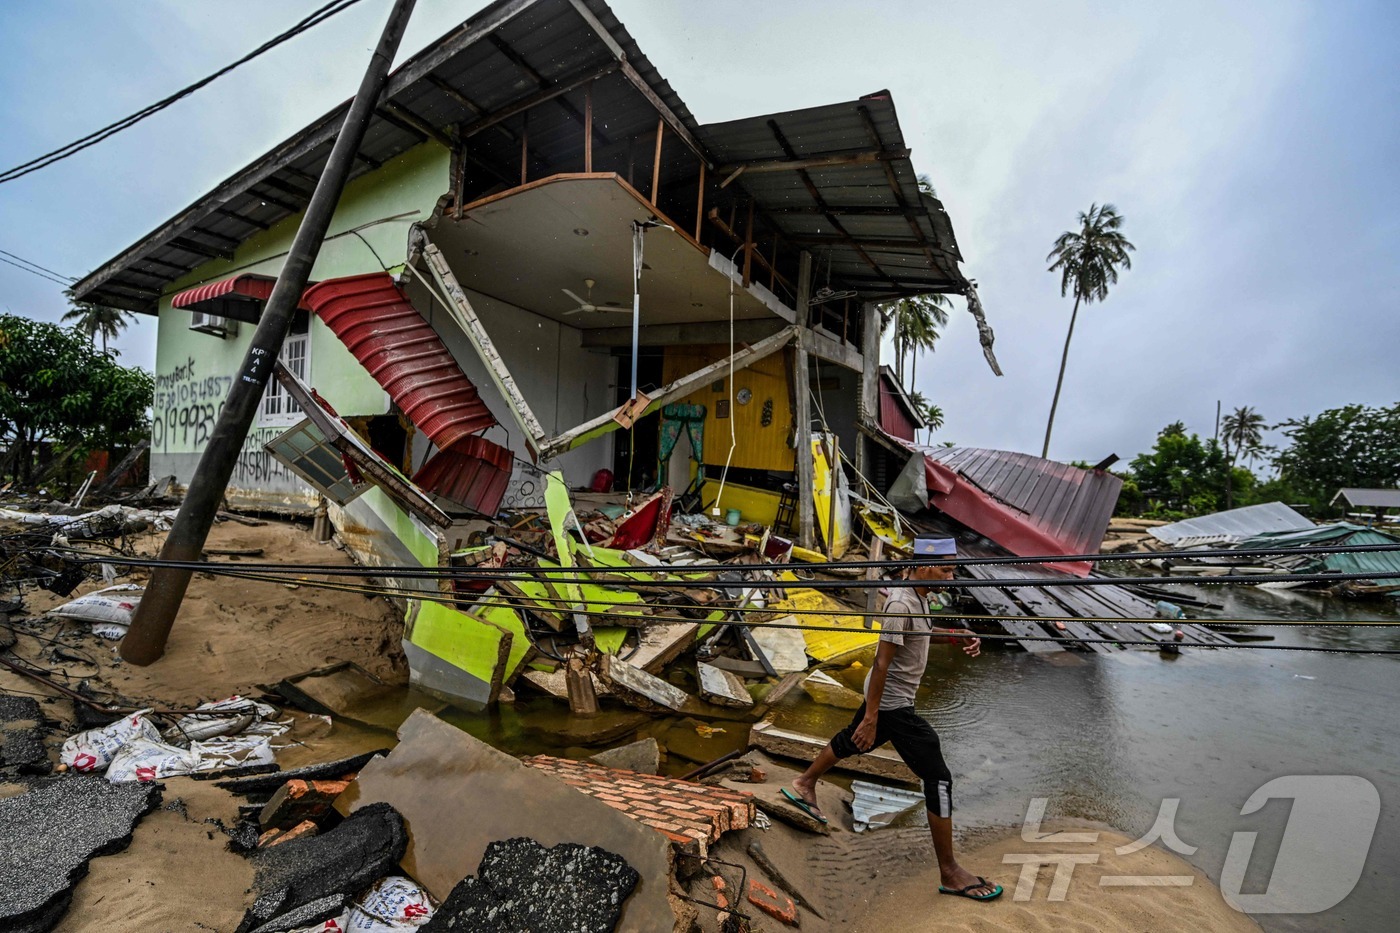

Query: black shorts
(830, 702), (953, 817)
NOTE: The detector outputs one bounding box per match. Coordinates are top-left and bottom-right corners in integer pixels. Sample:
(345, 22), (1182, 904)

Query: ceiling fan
(561, 278), (628, 315)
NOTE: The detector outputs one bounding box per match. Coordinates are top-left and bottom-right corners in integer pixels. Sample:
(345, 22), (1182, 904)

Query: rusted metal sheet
(877, 369), (920, 442)
(413, 435), (514, 517)
(302, 273), (498, 451)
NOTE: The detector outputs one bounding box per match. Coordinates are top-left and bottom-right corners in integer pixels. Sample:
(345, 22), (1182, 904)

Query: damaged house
(72, 0), (1007, 708)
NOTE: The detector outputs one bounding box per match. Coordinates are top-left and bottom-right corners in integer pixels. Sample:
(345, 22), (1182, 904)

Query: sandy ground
(704, 797), (1259, 933)
(3, 515), (408, 932)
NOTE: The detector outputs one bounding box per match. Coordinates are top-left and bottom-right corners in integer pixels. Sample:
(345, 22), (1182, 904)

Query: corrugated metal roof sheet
(1148, 502), (1315, 546)
(699, 93), (967, 299)
(170, 274), (277, 309)
(886, 434), (1122, 572)
(1237, 523), (1400, 577)
(413, 434), (514, 516)
(302, 273), (497, 450)
(1332, 488), (1400, 509)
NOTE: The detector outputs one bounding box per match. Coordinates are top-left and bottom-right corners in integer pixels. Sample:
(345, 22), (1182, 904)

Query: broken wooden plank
(749, 720), (917, 785)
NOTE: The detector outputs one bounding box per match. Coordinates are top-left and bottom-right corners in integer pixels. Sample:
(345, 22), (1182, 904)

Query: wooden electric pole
(121, 0), (419, 665)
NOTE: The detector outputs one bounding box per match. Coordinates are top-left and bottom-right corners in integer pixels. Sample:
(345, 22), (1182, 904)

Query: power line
(0, 254), (73, 287)
(0, 249), (76, 284)
(0, 0), (370, 186)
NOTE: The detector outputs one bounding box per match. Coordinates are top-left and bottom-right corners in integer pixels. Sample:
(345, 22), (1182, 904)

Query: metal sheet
(302, 272), (498, 451)
(1148, 502), (1315, 546)
(1333, 488), (1400, 510)
(412, 434), (514, 517)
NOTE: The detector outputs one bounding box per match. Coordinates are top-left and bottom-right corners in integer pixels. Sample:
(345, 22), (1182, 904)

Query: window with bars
(260, 333), (308, 423)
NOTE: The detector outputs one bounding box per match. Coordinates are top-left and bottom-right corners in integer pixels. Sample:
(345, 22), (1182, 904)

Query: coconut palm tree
(909, 391), (946, 444)
(1042, 203), (1135, 458)
(62, 300), (133, 355)
(1222, 405), (1266, 508)
(879, 294), (950, 388)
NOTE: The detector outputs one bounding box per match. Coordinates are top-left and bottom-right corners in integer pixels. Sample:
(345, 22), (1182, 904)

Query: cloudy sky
(1, 0), (1395, 464)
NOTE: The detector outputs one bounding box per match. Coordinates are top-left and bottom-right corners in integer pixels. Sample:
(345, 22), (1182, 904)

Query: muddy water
(402, 587), (1399, 932)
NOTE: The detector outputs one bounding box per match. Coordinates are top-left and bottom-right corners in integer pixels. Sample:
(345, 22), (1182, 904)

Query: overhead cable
(0, 0), (369, 185)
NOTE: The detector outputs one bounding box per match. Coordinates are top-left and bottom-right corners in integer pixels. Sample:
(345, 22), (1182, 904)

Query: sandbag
(48, 584), (144, 638)
(106, 734), (277, 783)
(60, 710), (160, 773)
(346, 876), (434, 930)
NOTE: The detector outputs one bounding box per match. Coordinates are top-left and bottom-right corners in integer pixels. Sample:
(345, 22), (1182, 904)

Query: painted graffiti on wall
(152, 355), (233, 453)
(152, 354), (300, 489)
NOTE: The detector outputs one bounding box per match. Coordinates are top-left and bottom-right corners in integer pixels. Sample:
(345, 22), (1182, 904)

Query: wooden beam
(742, 199), (754, 287)
(650, 119), (664, 205)
(188, 227), (243, 250)
(212, 207), (270, 230)
(537, 326), (797, 461)
(767, 204), (921, 217)
(706, 208), (793, 293)
(858, 301), (881, 472)
(379, 101), (457, 150)
(579, 318), (785, 349)
(803, 323), (864, 372)
(137, 255), (194, 274)
(460, 60), (619, 140)
(856, 104), (942, 267)
(715, 148), (910, 178)
(694, 161), (706, 242)
(786, 234), (927, 251)
(793, 253), (815, 549)
(520, 111), (529, 186)
(583, 82), (593, 172)
(169, 237), (230, 261)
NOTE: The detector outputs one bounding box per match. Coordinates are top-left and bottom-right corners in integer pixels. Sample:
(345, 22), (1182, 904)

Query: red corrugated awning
(302, 273), (498, 452)
(170, 274), (279, 309)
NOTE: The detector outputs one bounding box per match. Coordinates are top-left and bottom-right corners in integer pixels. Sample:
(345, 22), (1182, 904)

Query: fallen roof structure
(884, 434), (1120, 575)
(1148, 501), (1315, 547)
(1331, 488), (1400, 511)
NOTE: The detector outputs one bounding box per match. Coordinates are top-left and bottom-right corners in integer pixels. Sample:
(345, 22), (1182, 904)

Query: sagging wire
(47, 539), (1400, 579)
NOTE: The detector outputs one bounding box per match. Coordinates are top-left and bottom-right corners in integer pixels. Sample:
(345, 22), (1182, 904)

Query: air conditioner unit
(189, 310), (238, 337)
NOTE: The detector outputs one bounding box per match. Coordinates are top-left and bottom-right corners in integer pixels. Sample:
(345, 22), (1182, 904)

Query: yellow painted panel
(774, 586), (879, 664)
(663, 344), (795, 473)
(704, 481), (781, 525)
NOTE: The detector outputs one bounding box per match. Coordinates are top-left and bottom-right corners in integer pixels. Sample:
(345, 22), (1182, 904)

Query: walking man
(785, 560), (1003, 902)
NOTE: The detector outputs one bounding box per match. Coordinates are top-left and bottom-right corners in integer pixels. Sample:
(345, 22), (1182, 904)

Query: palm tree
(1042, 203), (1135, 458)
(909, 391), (946, 444)
(879, 294), (950, 388)
(1221, 405), (1266, 508)
(63, 300), (133, 355)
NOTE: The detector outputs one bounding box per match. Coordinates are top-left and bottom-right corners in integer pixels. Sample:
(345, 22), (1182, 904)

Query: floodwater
(430, 585), (1399, 932)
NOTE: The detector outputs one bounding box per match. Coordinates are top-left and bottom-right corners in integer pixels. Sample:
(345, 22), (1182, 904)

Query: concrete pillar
(793, 252), (816, 549)
(858, 300), (881, 476)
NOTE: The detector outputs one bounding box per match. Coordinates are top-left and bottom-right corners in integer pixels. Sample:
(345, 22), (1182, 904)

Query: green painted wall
(150, 142), (450, 508)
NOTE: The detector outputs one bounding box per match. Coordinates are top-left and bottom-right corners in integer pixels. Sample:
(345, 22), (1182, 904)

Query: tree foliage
(879, 294), (950, 389)
(1273, 403), (1400, 510)
(61, 300), (134, 355)
(1122, 422), (1253, 518)
(0, 314), (153, 484)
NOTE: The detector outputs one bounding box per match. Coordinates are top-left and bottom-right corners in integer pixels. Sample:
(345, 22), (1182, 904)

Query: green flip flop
(938, 877), (1003, 901)
(779, 787), (828, 824)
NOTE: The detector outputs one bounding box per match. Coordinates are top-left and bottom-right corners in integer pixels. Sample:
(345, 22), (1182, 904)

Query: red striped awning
(170, 274), (278, 309)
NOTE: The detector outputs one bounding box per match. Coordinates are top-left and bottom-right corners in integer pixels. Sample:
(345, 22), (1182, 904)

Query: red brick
(748, 879), (799, 926)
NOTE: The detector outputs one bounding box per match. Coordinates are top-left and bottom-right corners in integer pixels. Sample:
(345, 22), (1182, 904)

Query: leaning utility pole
(121, 0), (418, 665)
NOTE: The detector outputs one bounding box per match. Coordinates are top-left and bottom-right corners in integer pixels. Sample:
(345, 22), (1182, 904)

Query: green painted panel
(409, 600), (507, 689)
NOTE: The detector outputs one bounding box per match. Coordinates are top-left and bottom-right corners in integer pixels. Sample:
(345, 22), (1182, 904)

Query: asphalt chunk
(0, 776), (162, 933)
(215, 749), (389, 798)
(423, 838), (639, 933)
(0, 694), (50, 776)
(235, 801), (407, 933)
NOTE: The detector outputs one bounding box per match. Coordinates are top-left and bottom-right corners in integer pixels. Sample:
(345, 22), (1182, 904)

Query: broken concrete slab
(749, 720), (917, 785)
(520, 667), (611, 701)
(0, 776), (161, 933)
(747, 619), (809, 674)
(801, 670), (863, 710)
(590, 737), (662, 775)
(336, 710), (677, 932)
(0, 694), (50, 776)
(696, 662), (754, 709)
(629, 621), (701, 674)
(423, 837), (640, 933)
(236, 801), (408, 933)
(598, 654), (692, 713)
